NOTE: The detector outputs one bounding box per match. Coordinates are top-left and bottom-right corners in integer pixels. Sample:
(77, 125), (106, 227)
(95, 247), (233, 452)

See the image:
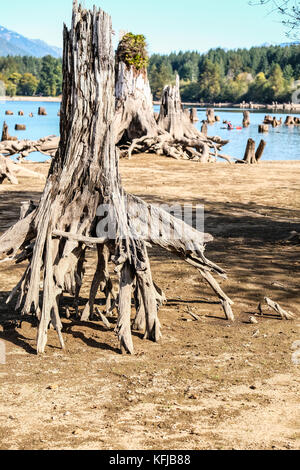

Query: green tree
(198, 59), (222, 101)
(18, 73), (39, 96)
(37, 55), (62, 96)
(268, 64), (285, 99)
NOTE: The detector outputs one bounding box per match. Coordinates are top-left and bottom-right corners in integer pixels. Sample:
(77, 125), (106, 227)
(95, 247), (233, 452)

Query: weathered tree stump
(243, 138), (256, 164)
(258, 124), (269, 133)
(190, 108), (199, 123)
(15, 124), (26, 131)
(243, 111), (250, 128)
(255, 139), (267, 162)
(201, 121), (208, 136)
(0, 2), (234, 355)
(206, 108), (215, 124)
(263, 115), (273, 125)
(1, 122), (8, 141)
(241, 138), (266, 164)
(38, 107), (47, 116)
(285, 116), (295, 126)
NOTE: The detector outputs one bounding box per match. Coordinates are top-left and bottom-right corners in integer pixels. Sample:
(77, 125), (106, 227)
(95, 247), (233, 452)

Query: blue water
(0, 100), (60, 161)
(154, 105), (300, 161)
(1, 100), (299, 161)
(196, 108), (300, 161)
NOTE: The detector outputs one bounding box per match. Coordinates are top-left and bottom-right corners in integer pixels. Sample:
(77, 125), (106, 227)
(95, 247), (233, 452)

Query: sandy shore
(0, 157), (299, 450)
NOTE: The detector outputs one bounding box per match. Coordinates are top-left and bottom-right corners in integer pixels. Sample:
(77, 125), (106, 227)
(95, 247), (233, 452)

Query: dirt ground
(0, 157), (299, 450)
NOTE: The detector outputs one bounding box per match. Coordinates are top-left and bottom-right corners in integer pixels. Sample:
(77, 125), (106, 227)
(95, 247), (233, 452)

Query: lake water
(1, 100), (299, 162)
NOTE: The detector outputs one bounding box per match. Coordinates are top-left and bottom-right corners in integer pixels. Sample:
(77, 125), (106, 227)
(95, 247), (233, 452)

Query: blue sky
(0, 0), (291, 54)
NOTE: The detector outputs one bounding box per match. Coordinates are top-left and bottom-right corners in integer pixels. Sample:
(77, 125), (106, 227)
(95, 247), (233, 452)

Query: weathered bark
(115, 61), (158, 145)
(0, 2), (234, 355)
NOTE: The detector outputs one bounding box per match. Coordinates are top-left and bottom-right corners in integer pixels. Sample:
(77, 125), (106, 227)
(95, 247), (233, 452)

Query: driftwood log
(0, 155), (44, 184)
(0, 135), (59, 161)
(0, 2), (234, 355)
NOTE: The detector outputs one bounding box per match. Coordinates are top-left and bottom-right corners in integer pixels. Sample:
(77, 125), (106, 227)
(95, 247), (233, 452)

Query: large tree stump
(0, 2), (234, 355)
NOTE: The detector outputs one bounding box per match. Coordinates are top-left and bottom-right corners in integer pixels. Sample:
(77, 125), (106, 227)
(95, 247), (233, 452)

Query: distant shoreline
(1, 97), (300, 114)
(0, 96), (61, 102)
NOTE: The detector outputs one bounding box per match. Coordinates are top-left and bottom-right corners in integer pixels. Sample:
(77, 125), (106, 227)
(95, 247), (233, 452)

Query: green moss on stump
(116, 33), (149, 71)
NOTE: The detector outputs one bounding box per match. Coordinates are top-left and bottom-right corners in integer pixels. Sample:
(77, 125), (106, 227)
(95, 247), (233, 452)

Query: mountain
(279, 41), (300, 47)
(0, 26), (62, 58)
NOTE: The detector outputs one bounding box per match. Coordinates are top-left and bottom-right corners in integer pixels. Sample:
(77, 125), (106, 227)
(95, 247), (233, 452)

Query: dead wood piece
(95, 307), (112, 330)
(264, 297), (295, 320)
(0, 156), (18, 184)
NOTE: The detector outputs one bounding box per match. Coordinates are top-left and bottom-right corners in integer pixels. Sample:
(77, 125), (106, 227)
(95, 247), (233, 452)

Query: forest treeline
(149, 44), (300, 103)
(0, 55), (62, 97)
(0, 43), (299, 103)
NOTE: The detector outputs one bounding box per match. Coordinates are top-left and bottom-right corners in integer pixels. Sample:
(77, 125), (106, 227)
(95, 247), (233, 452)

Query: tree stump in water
(1, 122), (9, 141)
(258, 124), (269, 133)
(190, 108), (199, 123)
(285, 116), (295, 126)
(243, 111), (250, 128)
(0, 2), (234, 355)
(38, 107), (47, 116)
(206, 108), (215, 124)
(15, 124), (26, 131)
